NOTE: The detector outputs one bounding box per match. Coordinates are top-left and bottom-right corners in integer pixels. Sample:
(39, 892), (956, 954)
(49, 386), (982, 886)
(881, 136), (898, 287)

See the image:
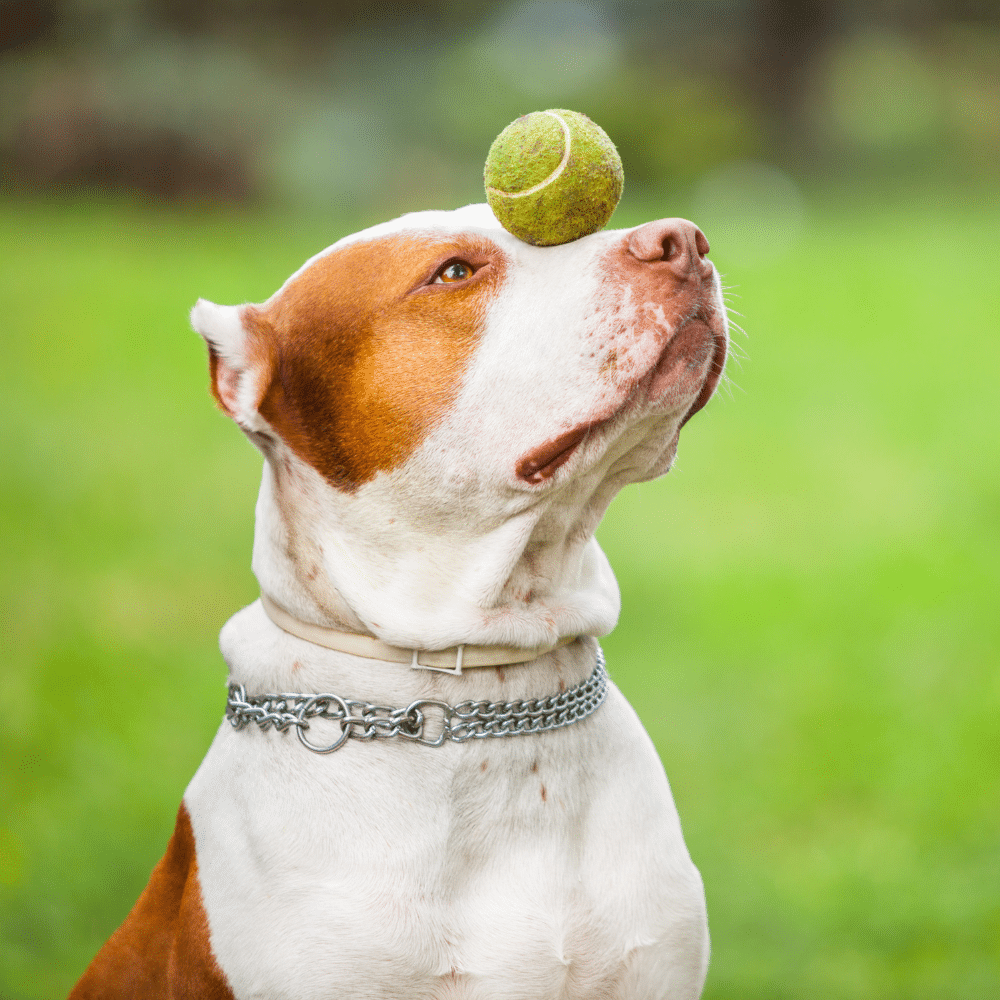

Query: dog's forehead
(345, 202), (504, 245)
(280, 203), (510, 290)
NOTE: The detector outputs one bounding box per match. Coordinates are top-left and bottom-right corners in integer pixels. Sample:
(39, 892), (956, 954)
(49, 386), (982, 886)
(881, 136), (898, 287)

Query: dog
(70, 202), (727, 999)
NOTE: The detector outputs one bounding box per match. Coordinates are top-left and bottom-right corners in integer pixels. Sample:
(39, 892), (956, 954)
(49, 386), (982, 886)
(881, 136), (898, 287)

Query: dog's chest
(186, 687), (707, 1000)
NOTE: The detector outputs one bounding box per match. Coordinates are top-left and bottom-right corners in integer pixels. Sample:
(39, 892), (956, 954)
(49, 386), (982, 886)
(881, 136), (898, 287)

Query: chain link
(225, 648), (607, 753)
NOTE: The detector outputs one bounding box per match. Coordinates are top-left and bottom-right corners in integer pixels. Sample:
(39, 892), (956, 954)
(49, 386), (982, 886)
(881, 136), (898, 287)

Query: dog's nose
(627, 218), (713, 280)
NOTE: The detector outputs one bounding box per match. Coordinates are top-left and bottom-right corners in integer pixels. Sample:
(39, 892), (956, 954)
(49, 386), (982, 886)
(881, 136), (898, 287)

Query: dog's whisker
(718, 370), (746, 397)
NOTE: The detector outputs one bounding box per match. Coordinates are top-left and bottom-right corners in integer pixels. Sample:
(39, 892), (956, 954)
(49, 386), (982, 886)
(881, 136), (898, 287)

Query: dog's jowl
(70, 204), (728, 1000)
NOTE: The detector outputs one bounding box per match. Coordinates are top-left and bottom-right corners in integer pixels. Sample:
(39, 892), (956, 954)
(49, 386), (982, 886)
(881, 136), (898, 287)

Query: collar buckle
(411, 644), (464, 676)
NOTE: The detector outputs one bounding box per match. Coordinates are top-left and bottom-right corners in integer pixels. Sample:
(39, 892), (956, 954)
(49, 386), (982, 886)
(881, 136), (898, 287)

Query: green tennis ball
(484, 109), (624, 247)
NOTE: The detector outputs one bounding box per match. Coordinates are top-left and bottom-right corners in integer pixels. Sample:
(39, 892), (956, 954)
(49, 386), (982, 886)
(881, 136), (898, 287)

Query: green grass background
(1, 190), (998, 997)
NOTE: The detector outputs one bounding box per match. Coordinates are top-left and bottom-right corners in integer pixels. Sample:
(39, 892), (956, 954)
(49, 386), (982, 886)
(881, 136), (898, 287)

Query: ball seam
(486, 110), (573, 200)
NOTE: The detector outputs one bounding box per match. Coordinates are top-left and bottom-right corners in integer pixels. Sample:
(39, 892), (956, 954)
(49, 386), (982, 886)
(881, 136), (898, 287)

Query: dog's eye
(434, 261), (475, 283)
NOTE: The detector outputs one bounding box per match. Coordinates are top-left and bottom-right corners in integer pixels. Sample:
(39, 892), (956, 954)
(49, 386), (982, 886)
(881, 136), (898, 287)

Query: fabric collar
(259, 592), (578, 675)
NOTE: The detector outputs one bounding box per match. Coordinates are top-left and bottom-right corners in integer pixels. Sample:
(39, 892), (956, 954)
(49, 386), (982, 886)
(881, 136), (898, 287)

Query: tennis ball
(484, 109), (624, 247)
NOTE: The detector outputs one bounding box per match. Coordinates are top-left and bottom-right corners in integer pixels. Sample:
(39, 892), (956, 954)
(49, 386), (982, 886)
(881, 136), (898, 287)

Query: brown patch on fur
(495, 667), (506, 683)
(530, 761), (538, 773)
(69, 802), (233, 999)
(480, 760), (488, 772)
(249, 234), (506, 489)
(599, 348), (619, 377)
(540, 784), (548, 802)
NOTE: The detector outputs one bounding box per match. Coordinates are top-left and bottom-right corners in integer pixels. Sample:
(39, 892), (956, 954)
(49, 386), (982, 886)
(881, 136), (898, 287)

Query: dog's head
(192, 204), (727, 648)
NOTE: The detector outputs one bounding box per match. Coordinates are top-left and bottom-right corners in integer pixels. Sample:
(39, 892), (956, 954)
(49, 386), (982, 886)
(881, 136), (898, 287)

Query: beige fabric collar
(259, 592), (577, 675)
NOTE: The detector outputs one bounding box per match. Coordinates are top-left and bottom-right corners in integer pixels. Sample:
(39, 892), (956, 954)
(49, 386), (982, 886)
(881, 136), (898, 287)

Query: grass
(1, 189), (998, 997)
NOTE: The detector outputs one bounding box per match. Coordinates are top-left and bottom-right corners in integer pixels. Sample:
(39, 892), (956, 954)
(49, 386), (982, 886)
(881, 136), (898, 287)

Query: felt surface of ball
(484, 109), (624, 247)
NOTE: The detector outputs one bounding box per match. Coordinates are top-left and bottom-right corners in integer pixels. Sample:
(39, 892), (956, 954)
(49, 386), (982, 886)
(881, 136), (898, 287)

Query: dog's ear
(190, 299), (272, 425)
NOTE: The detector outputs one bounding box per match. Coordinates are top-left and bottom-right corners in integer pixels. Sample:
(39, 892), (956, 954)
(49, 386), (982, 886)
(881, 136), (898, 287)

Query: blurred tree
(144, 0), (494, 42)
(0, 0), (60, 52)
(2, 0), (998, 204)
(748, 0), (839, 156)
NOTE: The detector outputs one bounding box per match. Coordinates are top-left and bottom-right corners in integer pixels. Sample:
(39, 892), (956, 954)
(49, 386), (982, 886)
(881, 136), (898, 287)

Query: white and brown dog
(70, 203), (727, 999)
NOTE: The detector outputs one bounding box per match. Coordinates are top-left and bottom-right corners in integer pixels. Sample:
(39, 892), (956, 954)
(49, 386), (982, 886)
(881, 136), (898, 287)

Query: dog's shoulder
(69, 802), (234, 1000)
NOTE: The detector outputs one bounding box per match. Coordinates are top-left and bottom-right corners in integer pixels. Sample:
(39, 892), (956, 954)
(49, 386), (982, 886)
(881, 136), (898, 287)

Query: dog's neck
(247, 446), (627, 653)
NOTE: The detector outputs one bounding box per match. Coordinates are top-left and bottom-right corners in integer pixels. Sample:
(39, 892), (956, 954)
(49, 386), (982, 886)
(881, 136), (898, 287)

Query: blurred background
(3, 0), (999, 214)
(1, 1), (998, 997)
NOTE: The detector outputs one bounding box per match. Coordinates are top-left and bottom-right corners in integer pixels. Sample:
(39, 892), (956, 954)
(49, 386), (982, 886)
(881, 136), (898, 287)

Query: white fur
(186, 204), (726, 998)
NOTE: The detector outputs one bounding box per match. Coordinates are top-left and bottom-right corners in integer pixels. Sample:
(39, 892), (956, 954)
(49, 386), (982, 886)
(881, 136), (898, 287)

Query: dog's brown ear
(190, 299), (271, 424)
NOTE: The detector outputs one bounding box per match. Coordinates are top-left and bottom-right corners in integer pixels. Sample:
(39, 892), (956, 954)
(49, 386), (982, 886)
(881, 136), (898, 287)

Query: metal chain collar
(225, 648), (607, 753)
